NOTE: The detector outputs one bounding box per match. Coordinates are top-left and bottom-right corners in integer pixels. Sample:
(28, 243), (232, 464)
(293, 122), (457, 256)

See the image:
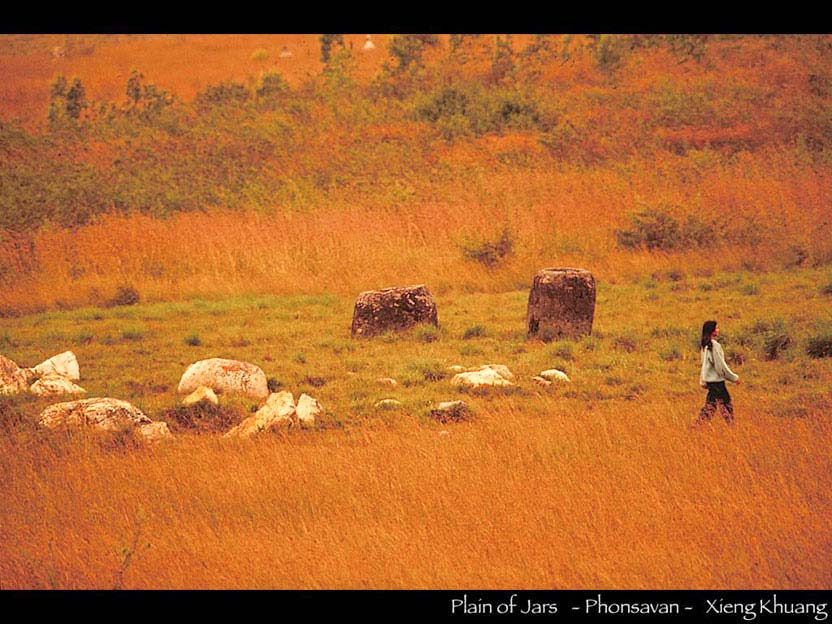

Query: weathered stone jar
(527, 268), (596, 340)
(351, 285), (438, 338)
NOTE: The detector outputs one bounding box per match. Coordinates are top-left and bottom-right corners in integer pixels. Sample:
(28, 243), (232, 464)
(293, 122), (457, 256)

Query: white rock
(477, 364), (515, 381)
(137, 421), (172, 443)
(33, 351), (80, 382)
(225, 391), (296, 438)
(182, 385), (219, 407)
(532, 376), (553, 388)
(540, 369), (570, 382)
(375, 399), (403, 409)
(377, 377), (398, 386)
(29, 372), (87, 397)
(38, 397), (152, 432)
(0, 354), (36, 395)
(296, 393), (321, 429)
(451, 367), (514, 389)
(178, 358), (269, 400)
(447, 365), (465, 373)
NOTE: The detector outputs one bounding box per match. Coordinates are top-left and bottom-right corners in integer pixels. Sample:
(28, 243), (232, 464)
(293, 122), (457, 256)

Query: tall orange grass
(1, 400), (829, 589)
(2, 148), (829, 313)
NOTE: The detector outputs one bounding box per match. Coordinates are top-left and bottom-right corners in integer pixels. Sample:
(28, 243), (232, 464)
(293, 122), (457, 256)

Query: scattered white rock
(182, 385), (219, 407)
(136, 421), (172, 443)
(296, 393), (321, 429)
(540, 369), (571, 383)
(377, 377), (398, 386)
(178, 358), (269, 400)
(29, 372), (86, 397)
(451, 365), (515, 389)
(0, 354), (36, 395)
(38, 397), (152, 432)
(363, 35), (375, 51)
(225, 390), (296, 438)
(33, 351), (80, 382)
(447, 365), (465, 373)
(532, 376), (553, 389)
(375, 399), (403, 409)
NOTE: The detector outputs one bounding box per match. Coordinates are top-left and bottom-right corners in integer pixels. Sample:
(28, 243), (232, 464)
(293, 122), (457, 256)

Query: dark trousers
(699, 381), (734, 424)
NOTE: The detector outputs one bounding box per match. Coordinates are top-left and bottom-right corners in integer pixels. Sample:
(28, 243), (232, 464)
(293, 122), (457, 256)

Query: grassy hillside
(1, 34), (831, 313)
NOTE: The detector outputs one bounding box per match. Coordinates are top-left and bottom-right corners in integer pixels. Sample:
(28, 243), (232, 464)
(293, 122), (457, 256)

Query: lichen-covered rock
(296, 393), (321, 429)
(527, 268), (596, 340)
(137, 421), (172, 443)
(225, 390), (296, 438)
(38, 398), (152, 432)
(29, 372), (87, 397)
(377, 377), (398, 386)
(178, 358), (269, 400)
(350, 285), (438, 338)
(182, 385), (219, 407)
(540, 369), (571, 383)
(430, 400), (472, 423)
(451, 365), (515, 389)
(0, 354), (36, 395)
(33, 351), (80, 382)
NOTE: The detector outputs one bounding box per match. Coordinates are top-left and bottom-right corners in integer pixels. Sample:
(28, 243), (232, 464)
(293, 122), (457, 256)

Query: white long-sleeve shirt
(700, 340), (739, 386)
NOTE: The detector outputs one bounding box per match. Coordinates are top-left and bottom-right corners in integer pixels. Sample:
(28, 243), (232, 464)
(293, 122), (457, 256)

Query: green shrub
(615, 205), (716, 251)
(460, 227), (514, 268)
(195, 81), (250, 111)
(763, 333), (791, 360)
(462, 325), (487, 340)
(184, 333), (201, 346)
(414, 326), (440, 343)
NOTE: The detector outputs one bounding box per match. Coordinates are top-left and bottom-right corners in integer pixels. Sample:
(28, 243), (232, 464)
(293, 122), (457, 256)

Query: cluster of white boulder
(3, 350), (568, 444)
(1, 351), (86, 397)
(2, 352), (323, 444)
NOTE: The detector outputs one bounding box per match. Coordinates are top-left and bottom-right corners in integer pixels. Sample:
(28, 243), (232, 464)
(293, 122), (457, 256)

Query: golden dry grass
(2, 147), (829, 314)
(1, 402), (829, 589)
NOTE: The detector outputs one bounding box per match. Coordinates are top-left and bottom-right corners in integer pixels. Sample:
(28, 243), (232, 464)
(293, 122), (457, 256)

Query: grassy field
(1, 266), (830, 588)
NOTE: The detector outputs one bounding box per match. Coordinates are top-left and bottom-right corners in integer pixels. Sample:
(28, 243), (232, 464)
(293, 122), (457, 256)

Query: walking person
(697, 320), (740, 424)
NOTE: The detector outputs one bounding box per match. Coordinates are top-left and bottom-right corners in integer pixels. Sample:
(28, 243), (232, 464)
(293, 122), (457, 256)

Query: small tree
(65, 77), (87, 120)
(320, 34), (344, 64)
(388, 34), (439, 74)
(490, 35), (516, 84)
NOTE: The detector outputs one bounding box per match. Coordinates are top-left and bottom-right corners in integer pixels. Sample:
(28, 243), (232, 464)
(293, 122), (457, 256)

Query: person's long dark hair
(701, 320), (717, 350)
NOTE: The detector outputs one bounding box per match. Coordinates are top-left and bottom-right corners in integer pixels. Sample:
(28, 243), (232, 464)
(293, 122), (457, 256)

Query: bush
(462, 325), (487, 340)
(108, 286), (140, 307)
(763, 333), (791, 360)
(414, 84), (542, 138)
(184, 333), (201, 346)
(806, 333), (832, 358)
(615, 206), (716, 251)
(460, 227), (514, 268)
(160, 403), (240, 433)
(195, 81), (250, 112)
